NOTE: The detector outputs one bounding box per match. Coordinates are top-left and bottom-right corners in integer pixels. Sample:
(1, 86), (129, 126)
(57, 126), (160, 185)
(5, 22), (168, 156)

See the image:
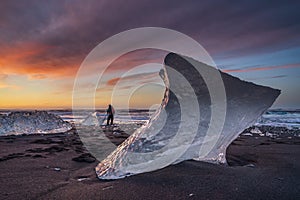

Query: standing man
(106, 104), (115, 126)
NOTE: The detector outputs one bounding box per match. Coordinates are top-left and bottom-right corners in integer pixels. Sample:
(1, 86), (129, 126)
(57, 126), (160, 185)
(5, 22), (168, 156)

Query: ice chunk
(250, 127), (262, 134)
(242, 133), (253, 136)
(81, 112), (106, 126)
(96, 53), (280, 179)
(54, 167), (61, 171)
(0, 111), (72, 135)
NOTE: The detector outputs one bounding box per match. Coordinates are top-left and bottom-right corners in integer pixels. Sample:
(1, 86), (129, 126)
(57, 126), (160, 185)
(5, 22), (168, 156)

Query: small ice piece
(54, 167), (61, 171)
(250, 127), (262, 134)
(266, 132), (277, 138)
(77, 177), (89, 182)
(244, 163), (255, 168)
(242, 133), (253, 136)
(259, 133), (265, 137)
(189, 193), (194, 197)
(102, 186), (113, 190)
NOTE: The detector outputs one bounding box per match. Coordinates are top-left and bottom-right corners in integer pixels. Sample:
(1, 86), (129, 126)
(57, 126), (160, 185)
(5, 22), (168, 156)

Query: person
(106, 104), (115, 125)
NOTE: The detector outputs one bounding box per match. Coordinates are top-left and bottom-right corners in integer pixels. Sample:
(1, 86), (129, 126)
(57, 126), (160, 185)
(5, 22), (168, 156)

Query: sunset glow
(0, 1), (299, 109)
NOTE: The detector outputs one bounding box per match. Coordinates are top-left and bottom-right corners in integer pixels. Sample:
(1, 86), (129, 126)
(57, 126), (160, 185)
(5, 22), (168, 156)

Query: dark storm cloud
(0, 0), (299, 75)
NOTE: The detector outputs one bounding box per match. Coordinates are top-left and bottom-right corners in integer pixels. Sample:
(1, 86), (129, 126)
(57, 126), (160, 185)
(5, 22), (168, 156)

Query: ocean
(46, 109), (300, 129)
(0, 109), (299, 136)
(49, 109), (153, 125)
(255, 109), (300, 129)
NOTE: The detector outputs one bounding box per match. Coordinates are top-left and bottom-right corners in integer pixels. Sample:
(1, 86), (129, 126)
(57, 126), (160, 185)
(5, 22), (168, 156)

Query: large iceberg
(96, 53), (280, 179)
(0, 111), (72, 135)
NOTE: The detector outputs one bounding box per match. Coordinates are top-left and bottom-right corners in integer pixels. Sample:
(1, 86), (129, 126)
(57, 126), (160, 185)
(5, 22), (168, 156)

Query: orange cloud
(0, 84), (20, 89)
(0, 42), (52, 67)
(106, 72), (159, 86)
(0, 42), (79, 78)
(107, 77), (121, 86)
(0, 74), (20, 89)
(0, 44), (166, 83)
(28, 74), (48, 80)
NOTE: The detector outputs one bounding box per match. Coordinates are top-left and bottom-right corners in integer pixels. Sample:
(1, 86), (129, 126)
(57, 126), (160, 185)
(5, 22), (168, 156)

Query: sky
(0, 0), (299, 109)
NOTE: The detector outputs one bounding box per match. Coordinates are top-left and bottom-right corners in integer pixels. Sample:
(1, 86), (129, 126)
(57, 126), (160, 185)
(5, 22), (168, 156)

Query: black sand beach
(0, 127), (299, 200)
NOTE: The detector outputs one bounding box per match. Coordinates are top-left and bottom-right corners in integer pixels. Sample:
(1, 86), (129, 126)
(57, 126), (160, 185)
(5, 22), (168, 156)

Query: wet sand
(0, 128), (299, 200)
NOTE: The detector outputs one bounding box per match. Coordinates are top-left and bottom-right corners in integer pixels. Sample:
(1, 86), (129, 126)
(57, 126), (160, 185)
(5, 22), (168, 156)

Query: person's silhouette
(106, 104), (115, 125)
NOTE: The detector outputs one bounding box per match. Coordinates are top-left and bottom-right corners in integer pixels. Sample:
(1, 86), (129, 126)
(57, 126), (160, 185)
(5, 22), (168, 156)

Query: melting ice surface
(0, 111), (72, 135)
(95, 53), (280, 180)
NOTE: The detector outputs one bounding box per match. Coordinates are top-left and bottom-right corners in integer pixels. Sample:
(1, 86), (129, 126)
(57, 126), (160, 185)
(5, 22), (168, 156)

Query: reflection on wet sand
(101, 126), (130, 146)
